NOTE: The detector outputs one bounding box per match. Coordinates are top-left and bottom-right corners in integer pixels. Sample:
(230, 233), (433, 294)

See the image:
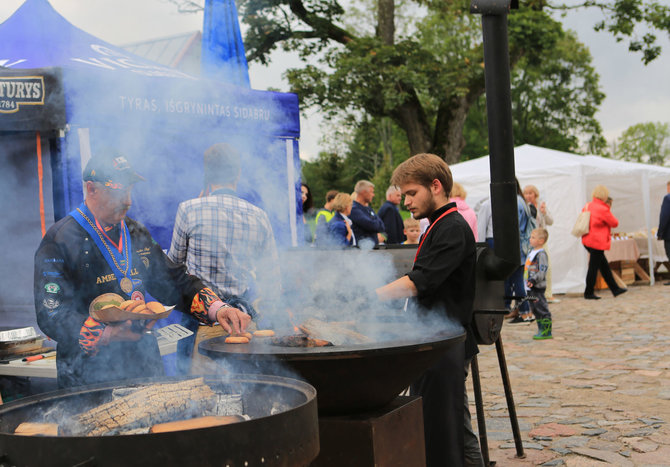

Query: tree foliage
(463, 28), (607, 158)
(613, 121), (670, 166)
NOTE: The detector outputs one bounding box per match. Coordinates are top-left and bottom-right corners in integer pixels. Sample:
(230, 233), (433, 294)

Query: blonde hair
(450, 182), (467, 199)
(403, 217), (420, 229)
(523, 185), (539, 199)
(331, 193), (353, 212)
(592, 185), (609, 202)
(533, 227), (548, 242)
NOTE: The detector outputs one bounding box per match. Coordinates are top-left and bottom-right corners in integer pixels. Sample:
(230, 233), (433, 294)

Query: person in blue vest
(349, 180), (386, 248)
(34, 150), (250, 388)
(657, 181), (670, 285)
(377, 185), (406, 244)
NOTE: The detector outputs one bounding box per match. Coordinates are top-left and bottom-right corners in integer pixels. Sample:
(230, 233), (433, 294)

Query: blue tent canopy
(0, 0), (303, 322)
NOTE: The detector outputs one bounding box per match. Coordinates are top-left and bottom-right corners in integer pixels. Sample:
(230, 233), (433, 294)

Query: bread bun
(225, 336), (250, 344)
(146, 301), (165, 314)
(253, 330), (275, 337)
(119, 300), (136, 310)
(133, 304), (152, 314)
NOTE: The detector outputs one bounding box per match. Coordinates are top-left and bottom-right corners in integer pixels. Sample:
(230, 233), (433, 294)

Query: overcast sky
(1, 0), (668, 160)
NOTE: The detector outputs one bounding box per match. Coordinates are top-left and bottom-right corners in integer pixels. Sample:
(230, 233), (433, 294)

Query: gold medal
(120, 277), (133, 294)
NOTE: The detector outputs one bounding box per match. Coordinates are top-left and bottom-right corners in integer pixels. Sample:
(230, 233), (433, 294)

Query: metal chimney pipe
(471, 0), (519, 280)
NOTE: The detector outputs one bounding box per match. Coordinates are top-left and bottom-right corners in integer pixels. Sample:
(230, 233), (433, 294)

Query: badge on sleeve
(45, 283), (61, 294)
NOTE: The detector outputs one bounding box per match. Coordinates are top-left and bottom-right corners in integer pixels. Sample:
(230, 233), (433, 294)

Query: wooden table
(604, 237), (650, 287)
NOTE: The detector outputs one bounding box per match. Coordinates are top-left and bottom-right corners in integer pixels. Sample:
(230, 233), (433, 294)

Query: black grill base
(314, 396), (426, 467)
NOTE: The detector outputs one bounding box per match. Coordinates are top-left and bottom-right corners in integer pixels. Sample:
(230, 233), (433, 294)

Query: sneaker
(664, 281), (670, 286)
(547, 297), (561, 304)
(509, 316), (531, 325)
(613, 288), (628, 297)
(584, 294), (601, 300)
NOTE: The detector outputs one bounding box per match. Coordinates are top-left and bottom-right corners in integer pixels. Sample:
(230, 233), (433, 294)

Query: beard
(412, 195), (437, 220)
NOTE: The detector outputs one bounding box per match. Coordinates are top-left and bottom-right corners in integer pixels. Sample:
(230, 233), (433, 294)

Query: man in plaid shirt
(168, 143), (280, 370)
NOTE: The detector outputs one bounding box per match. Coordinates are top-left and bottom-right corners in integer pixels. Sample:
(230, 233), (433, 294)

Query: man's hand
(215, 305), (251, 335)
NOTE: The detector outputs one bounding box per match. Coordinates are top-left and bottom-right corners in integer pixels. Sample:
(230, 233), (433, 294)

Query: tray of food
(0, 327), (39, 344)
(89, 293), (174, 322)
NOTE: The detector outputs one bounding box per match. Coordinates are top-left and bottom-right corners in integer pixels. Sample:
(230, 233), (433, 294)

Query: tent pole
(642, 172), (655, 285)
(285, 138), (298, 247)
(36, 131), (46, 237)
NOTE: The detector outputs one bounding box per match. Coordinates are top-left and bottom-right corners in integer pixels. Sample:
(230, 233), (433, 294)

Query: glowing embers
(270, 334), (333, 348)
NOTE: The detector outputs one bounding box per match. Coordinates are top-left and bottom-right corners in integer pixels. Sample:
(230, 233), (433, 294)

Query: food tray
(89, 293), (174, 323)
(90, 306), (175, 323)
(0, 327), (38, 343)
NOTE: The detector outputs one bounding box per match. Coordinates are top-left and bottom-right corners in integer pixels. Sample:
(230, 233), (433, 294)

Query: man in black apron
(376, 153), (482, 467)
(34, 150), (250, 388)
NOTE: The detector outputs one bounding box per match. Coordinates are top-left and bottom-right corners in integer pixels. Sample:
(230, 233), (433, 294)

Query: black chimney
(471, 0), (520, 281)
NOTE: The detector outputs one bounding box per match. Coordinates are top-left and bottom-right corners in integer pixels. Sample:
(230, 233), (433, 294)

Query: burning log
(270, 335), (333, 347)
(73, 377), (218, 436)
(298, 318), (372, 346)
(14, 422), (59, 436)
(149, 415), (243, 433)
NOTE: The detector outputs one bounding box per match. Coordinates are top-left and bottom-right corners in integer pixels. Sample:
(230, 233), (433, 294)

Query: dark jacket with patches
(35, 215), (205, 388)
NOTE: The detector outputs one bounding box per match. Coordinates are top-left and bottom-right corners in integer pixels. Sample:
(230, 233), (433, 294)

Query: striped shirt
(167, 192), (280, 303)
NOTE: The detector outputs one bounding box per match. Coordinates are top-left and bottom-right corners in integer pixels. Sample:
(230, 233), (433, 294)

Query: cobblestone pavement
(471, 283), (670, 466)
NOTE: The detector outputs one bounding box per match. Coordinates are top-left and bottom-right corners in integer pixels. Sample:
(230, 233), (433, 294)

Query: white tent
(450, 144), (670, 293)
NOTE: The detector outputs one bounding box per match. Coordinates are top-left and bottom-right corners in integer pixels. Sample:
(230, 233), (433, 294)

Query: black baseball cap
(82, 150), (145, 189)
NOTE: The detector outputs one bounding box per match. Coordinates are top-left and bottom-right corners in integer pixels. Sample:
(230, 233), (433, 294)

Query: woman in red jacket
(581, 185), (627, 299)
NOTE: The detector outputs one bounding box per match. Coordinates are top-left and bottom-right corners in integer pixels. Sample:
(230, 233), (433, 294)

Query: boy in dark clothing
(524, 228), (552, 339)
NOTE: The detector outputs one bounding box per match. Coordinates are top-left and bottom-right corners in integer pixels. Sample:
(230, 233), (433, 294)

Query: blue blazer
(327, 212), (354, 246)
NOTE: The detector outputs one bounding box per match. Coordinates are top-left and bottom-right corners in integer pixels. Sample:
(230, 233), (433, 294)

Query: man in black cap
(34, 150), (250, 388)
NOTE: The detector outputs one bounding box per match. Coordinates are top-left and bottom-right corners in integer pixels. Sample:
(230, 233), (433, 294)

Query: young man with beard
(376, 153), (482, 467)
(34, 150), (250, 388)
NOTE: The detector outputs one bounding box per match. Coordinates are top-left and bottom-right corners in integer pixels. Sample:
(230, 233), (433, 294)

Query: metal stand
(470, 336), (526, 465)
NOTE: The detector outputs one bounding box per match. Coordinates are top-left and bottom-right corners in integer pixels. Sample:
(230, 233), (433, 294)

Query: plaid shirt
(167, 191), (280, 303)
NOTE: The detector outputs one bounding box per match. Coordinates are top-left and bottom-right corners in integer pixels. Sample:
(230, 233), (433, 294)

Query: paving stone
(570, 447), (634, 466)
(638, 417), (665, 425)
(485, 431), (515, 441)
(530, 423), (578, 438)
(498, 441), (544, 450)
(582, 428), (607, 436)
(551, 436), (589, 448)
(648, 433), (670, 445)
(581, 423), (599, 429)
(658, 390), (670, 400)
(587, 439), (621, 451)
(625, 437), (659, 453)
(598, 431), (621, 442)
(540, 459), (565, 466)
(557, 417), (594, 425)
(533, 436), (554, 441)
(519, 400), (552, 407)
(619, 450), (631, 457)
(551, 447), (571, 455)
(628, 444), (670, 464)
(623, 427), (657, 437)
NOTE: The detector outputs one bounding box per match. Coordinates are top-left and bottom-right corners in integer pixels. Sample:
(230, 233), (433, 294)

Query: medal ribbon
(70, 203), (134, 297)
(413, 207), (458, 264)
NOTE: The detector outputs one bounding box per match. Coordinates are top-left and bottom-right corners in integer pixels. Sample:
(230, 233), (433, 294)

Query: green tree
(301, 152), (351, 207)
(169, 0), (669, 162)
(463, 29), (607, 158)
(614, 122), (670, 166)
